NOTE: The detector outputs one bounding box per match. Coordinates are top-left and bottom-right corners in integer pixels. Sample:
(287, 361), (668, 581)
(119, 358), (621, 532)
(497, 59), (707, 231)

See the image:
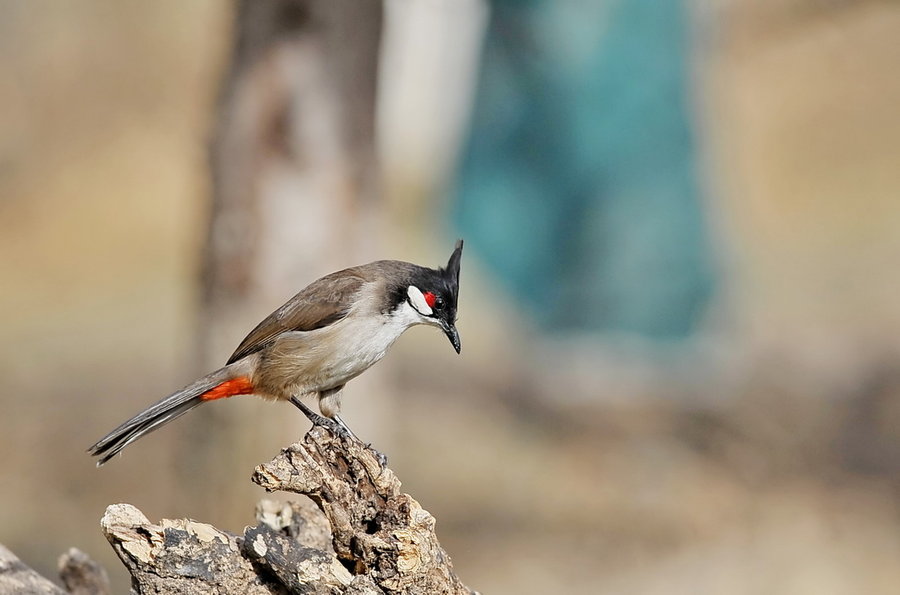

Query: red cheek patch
(424, 292), (436, 308)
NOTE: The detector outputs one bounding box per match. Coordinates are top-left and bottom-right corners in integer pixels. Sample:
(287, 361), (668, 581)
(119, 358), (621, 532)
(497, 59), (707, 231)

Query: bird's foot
(333, 415), (387, 468)
(289, 398), (387, 467)
(367, 445), (388, 468)
(290, 397), (353, 440)
(316, 415), (355, 441)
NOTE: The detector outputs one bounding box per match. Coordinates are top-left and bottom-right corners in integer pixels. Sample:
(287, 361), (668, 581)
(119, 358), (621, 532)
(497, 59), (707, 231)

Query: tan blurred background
(2, 1), (900, 594)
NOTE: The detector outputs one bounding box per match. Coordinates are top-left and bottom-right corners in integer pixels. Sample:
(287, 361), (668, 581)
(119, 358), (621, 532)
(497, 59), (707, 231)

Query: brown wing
(226, 270), (368, 364)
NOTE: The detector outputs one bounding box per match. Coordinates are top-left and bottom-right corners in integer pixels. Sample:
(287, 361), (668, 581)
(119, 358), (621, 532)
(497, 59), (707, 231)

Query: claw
(333, 414), (360, 442)
(318, 416), (353, 440)
(289, 397), (387, 467)
(369, 446), (388, 468)
(290, 397), (351, 439)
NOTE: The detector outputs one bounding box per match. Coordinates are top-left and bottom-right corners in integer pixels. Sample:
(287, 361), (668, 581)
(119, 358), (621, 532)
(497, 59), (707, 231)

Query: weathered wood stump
(99, 427), (476, 594)
(1, 428), (475, 594)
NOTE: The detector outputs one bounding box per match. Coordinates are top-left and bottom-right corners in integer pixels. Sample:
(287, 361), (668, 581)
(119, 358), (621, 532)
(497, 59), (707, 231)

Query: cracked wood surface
(253, 427), (477, 595)
(96, 426), (476, 594)
(1, 427), (476, 594)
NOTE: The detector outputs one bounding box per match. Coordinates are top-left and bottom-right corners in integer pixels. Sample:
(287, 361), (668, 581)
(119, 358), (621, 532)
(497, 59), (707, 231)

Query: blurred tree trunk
(182, 0), (383, 523)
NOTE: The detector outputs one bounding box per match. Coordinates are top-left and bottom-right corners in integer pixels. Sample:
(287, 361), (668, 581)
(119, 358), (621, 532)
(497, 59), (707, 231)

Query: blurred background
(2, 0), (900, 593)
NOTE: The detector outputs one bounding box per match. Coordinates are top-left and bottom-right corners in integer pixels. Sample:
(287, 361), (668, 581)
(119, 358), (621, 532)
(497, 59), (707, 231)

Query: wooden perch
(0, 543), (66, 594)
(0, 427), (475, 593)
(253, 428), (476, 594)
(0, 544), (110, 595)
(98, 427), (477, 594)
(58, 548), (111, 595)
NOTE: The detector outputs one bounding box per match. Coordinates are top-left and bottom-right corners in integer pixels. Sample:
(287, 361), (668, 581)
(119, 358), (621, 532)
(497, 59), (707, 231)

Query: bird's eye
(423, 291), (443, 311)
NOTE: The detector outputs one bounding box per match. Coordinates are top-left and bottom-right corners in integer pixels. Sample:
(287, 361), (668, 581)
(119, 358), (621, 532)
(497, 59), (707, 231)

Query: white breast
(324, 302), (419, 381)
(260, 299), (424, 396)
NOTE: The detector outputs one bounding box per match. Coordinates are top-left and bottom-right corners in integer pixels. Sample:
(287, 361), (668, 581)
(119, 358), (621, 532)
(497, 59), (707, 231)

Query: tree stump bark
(100, 427), (476, 594)
(253, 428), (475, 594)
(0, 543), (66, 594)
(1, 427), (474, 594)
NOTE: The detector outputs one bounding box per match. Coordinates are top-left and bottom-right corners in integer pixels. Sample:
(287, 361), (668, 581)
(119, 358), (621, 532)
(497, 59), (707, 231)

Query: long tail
(88, 364), (254, 466)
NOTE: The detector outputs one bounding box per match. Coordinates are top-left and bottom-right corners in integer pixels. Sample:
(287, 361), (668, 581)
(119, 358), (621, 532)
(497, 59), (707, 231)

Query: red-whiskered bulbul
(89, 240), (463, 466)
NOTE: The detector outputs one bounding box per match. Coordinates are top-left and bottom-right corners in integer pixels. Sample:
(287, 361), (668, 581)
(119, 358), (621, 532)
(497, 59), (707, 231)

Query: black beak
(442, 323), (461, 354)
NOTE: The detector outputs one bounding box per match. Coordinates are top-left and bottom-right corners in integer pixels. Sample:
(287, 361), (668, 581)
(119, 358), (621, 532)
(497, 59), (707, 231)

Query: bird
(88, 240), (463, 466)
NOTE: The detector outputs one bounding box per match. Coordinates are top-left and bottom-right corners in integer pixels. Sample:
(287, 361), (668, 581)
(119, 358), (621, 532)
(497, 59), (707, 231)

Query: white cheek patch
(407, 285), (433, 316)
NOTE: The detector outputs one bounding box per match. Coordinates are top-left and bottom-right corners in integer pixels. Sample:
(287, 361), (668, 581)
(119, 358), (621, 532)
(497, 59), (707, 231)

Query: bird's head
(404, 239), (463, 354)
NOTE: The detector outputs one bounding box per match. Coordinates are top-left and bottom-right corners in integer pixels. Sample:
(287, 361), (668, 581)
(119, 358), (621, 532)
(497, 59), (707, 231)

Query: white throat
(393, 298), (432, 329)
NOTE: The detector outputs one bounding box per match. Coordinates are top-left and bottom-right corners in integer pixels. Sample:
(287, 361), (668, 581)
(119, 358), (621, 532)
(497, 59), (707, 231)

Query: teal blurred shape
(453, 0), (715, 339)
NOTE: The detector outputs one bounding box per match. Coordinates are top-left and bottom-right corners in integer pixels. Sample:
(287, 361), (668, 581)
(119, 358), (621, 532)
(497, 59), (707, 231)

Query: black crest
(441, 239), (464, 301)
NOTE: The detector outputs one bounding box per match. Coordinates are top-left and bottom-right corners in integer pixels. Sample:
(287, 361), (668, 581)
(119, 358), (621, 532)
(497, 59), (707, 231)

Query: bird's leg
(329, 414), (388, 466)
(332, 414), (360, 442)
(318, 387), (362, 444)
(331, 415), (388, 468)
(290, 396), (352, 440)
(319, 388), (388, 468)
(369, 445), (388, 469)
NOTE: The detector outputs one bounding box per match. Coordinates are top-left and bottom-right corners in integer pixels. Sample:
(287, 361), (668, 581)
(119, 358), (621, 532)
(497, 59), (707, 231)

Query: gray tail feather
(88, 366), (235, 466)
